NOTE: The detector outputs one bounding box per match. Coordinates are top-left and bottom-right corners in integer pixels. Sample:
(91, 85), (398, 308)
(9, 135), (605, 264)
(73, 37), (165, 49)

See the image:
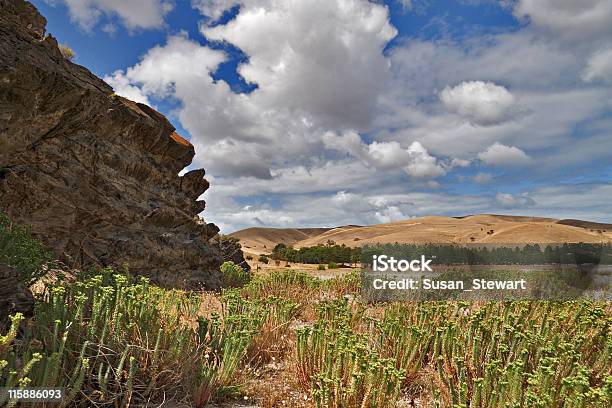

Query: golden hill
(230, 215), (612, 255)
(229, 227), (331, 254)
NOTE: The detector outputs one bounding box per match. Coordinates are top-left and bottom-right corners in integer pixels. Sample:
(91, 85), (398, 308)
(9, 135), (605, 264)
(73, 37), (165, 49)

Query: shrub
(220, 261), (251, 287)
(59, 44), (75, 60)
(258, 255), (269, 264)
(296, 299), (405, 407)
(327, 262), (338, 269)
(425, 302), (611, 407)
(317, 264), (326, 271)
(189, 290), (297, 404)
(0, 212), (54, 285)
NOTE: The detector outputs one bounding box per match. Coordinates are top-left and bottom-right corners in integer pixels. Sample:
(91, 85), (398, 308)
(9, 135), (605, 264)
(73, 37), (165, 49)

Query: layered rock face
(0, 0), (227, 289)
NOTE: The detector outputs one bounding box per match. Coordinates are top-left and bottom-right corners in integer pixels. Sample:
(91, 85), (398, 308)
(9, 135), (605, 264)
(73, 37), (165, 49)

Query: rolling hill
(228, 227), (332, 254)
(230, 215), (612, 255)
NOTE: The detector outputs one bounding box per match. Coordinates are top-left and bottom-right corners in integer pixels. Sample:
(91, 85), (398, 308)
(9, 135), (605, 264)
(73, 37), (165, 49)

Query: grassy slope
(231, 215), (612, 254)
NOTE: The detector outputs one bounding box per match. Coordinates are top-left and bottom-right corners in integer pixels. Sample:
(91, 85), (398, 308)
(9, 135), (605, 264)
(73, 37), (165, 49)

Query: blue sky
(33, 0), (612, 231)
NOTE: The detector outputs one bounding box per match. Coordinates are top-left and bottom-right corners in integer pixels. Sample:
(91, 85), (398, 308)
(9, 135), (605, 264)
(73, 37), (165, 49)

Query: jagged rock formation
(0, 0), (228, 289)
(215, 236), (251, 272)
(0, 263), (34, 324)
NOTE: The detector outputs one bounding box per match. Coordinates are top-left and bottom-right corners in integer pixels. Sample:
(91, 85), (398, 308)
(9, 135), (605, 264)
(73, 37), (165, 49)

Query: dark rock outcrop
(216, 236), (251, 272)
(0, 263), (34, 323)
(0, 0), (225, 289)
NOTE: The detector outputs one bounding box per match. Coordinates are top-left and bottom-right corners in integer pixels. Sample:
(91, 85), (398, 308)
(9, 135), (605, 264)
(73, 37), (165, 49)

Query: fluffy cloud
(582, 47), (612, 83)
(49, 0), (174, 30)
(513, 0), (612, 43)
(114, 34), (226, 97)
(330, 192), (408, 223)
(402, 142), (447, 179)
(322, 131), (445, 179)
(107, 0), (398, 181)
(440, 81), (517, 125)
(374, 206), (407, 223)
(103, 70), (151, 105)
(478, 143), (530, 166)
(203, 0), (396, 131)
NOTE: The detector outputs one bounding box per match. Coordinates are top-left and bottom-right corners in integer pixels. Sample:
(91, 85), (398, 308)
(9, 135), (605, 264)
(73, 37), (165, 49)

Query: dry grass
(231, 214), (612, 252)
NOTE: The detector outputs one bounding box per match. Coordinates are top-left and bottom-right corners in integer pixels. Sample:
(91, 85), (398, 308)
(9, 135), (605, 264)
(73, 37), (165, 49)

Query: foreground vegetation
(298, 299), (610, 407)
(2, 268), (610, 407)
(1, 214), (610, 407)
(1, 268), (303, 407)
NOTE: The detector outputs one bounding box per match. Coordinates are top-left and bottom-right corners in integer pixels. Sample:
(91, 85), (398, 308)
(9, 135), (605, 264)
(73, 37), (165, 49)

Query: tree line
(271, 242), (361, 265)
(267, 241), (611, 265)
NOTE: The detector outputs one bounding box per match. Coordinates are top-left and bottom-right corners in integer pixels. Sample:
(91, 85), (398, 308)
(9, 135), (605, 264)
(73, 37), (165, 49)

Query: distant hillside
(231, 214), (612, 254)
(229, 227), (331, 254)
(556, 219), (612, 231)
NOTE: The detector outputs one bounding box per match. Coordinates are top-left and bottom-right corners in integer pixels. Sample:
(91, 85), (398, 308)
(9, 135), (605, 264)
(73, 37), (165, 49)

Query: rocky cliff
(0, 0), (232, 289)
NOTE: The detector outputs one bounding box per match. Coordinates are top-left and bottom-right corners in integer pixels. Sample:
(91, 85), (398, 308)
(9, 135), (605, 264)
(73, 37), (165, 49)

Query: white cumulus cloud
(478, 142), (530, 166)
(105, 0), (397, 181)
(103, 70), (151, 105)
(202, 0), (396, 131)
(403, 141), (447, 179)
(322, 131), (446, 179)
(440, 81), (517, 125)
